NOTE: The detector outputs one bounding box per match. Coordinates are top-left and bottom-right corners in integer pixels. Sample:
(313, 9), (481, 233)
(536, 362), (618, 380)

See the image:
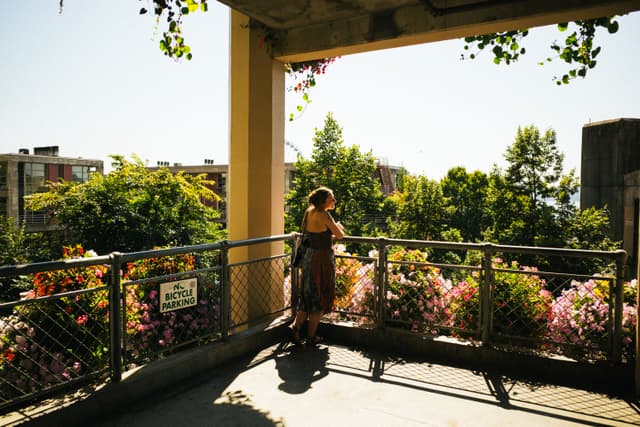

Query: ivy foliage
(139, 0), (209, 61)
(461, 16), (620, 85)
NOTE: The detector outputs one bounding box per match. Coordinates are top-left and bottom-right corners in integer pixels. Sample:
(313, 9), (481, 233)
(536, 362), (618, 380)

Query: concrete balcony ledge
(321, 322), (634, 396)
(3, 320), (636, 426)
(3, 319), (292, 427)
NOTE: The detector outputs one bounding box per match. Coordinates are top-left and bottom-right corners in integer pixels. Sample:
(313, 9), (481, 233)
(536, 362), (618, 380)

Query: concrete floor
(73, 342), (640, 427)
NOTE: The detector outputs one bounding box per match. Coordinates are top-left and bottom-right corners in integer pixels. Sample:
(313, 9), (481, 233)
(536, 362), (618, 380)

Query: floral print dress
(298, 229), (335, 314)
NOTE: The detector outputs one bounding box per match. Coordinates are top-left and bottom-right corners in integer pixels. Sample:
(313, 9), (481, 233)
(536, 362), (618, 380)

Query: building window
(0, 162), (7, 191)
(0, 197), (6, 217)
(24, 163), (47, 195)
(72, 165), (90, 182)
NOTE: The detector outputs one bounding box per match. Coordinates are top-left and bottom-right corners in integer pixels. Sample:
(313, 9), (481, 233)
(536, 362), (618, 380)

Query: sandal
(306, 335), (323, 346)
(291, 325), (304, 345)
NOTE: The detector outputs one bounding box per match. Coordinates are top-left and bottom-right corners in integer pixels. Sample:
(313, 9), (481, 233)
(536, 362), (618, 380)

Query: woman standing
(292, 186), (345, 345)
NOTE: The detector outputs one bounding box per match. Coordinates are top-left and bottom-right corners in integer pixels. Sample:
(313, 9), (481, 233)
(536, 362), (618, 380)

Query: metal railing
(0, 234), (633, 413)
(0, 235), (292, 412)
(332, 237), (632, 364)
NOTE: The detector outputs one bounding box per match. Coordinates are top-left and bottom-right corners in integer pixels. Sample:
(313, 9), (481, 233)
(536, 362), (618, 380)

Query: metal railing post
(291, 233), (300, 317)
(481, 244), (494, 344)
(375, 238), (388, 330)
(109, 252), (123, 383)
(220, 241), (231, 341)
(612, 250), (627, 363)
(636, 244), (640, 397)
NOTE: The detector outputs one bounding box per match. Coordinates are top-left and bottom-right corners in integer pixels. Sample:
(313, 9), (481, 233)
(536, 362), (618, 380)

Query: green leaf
(608, 20), (619, 33)
(296, 105), (303, 112)
(493, 57), (501, 65)
(558, 22), (568, 31)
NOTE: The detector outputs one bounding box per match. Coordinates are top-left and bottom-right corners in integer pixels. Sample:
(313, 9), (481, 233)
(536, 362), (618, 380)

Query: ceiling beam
(272, 0), (640, 63)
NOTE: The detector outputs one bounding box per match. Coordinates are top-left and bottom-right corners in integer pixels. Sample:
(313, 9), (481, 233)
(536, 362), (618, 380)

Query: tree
(26, 156), (224, 254)
(387, 174), (453, 241)
(285, 113), (384, 237)
(440, 167), (490, 242)
(482, 125), (616, 260)
(503, 125), (564, 244)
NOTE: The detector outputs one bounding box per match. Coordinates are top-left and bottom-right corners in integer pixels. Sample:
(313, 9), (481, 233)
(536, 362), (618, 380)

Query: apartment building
(0, 146), (103, 232)
(148, 160), (401, 228)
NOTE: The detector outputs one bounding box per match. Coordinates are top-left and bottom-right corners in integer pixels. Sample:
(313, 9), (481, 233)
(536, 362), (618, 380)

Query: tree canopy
(26, 156), (225, 254)
(483, 125), (616, 252)
(285, 113), (384, 237)
(387, 175), (453, 241)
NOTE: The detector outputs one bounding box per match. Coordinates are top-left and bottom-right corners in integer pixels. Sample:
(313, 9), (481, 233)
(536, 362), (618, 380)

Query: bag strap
(301, 210), (308, 235)
(299, 210), (310, 247)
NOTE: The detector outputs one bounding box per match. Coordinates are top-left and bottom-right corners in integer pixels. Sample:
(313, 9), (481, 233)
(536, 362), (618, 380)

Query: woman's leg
(292, 310), (307, 344)
(307, 312), (322, 340)
(293, 310), (307, 328)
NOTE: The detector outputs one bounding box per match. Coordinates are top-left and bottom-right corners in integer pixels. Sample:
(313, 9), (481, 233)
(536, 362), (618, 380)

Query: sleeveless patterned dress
(298, 228), (335, 314)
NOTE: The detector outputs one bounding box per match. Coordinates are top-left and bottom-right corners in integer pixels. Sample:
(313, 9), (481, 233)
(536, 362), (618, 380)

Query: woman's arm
(325, 212), (345, 239)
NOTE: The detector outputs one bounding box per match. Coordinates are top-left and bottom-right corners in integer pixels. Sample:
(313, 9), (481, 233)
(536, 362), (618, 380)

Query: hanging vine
(58, 2), (622, 97)
(285, 58), (338, 121)
(460, 16), (621, 85)
(139, 0), (209, 61)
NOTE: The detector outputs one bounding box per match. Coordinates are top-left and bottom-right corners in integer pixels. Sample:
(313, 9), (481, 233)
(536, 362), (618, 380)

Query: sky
(1, 1), (639, 179)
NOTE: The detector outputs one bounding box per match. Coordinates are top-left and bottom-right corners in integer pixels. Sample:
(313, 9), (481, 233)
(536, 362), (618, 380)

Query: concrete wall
(624, 170), (640, 274)
(580, 118), (640, 249)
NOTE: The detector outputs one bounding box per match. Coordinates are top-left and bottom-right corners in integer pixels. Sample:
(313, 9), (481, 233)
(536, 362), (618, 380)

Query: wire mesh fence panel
(331, 254), (377, 324)
(543, 273), (625, 361)
(487, 253), (634, 362)
(0, 287), (110, 411)
(437, 265), (482, 339)
(229, 255), (289, 333)
(383, 254), (481, 337)
(121, 250), (223, 369)
(490, 265), (554, 347)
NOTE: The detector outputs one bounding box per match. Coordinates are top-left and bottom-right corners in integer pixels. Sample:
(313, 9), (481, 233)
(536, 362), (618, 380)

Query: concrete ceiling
(217, 0), (640, 61)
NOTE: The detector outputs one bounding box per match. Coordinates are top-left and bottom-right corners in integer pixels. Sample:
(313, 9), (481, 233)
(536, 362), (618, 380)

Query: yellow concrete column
(229, 10), (285, 248)
(228, 10), (285, 326)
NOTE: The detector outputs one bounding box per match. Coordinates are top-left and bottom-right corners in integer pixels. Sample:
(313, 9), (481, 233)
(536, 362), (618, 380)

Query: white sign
(159, 278), (198, 313)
